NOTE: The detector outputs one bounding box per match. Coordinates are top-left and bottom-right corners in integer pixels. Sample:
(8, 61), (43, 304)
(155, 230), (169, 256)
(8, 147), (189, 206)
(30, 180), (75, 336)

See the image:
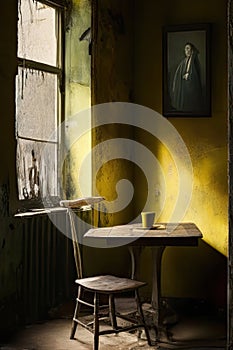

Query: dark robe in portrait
(171, 51), (203, 112)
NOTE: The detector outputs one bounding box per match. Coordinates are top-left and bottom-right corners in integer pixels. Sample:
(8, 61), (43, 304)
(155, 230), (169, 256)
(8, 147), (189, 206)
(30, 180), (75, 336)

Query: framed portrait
(162, 23), (211, 117)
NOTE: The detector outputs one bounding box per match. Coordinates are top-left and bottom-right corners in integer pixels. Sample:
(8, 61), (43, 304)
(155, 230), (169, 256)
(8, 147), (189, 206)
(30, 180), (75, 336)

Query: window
(16, 0), (66, 202)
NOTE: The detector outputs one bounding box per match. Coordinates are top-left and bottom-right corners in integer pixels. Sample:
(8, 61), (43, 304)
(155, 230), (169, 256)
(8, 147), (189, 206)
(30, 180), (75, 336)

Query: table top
(83, 222), (203, 248)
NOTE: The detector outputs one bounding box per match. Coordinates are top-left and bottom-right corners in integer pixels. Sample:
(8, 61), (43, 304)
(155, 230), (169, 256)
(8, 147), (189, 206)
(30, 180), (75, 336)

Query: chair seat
(75, 275), (146, 293)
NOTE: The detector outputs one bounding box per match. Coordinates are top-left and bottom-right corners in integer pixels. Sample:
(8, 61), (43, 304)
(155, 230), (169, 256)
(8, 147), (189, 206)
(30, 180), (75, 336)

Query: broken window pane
(17, 138), (58, 200)
(18, 0), (57, 66)
(16, 67), (58, 142)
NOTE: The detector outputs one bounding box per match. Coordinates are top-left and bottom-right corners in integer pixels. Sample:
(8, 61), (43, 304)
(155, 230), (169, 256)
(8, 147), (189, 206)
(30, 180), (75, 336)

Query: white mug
(141, 211), (155, 228)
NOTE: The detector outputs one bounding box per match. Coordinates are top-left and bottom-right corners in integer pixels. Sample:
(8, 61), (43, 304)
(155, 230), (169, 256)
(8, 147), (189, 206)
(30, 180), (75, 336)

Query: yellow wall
(133, 0), (228, 297)
(134, 0), (228, 256)
(64, 0), (92, 199)
(92, 0), (135, 227)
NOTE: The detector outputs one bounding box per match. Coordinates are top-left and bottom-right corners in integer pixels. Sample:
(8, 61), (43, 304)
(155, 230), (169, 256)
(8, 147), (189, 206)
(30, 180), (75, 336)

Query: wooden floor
(0, 299), (227, 350)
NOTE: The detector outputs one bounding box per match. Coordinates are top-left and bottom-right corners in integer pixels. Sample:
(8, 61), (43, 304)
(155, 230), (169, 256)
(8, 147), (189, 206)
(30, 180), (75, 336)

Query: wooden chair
(67, 208), (152, 350)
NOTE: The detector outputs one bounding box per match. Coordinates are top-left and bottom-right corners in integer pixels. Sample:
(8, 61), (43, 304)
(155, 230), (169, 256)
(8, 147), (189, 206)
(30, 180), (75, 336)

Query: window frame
(16, 0), (67, 208)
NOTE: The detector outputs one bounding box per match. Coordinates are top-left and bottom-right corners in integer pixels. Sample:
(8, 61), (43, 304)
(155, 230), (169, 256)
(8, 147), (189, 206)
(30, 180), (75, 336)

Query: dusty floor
(0, 300), (227, 350)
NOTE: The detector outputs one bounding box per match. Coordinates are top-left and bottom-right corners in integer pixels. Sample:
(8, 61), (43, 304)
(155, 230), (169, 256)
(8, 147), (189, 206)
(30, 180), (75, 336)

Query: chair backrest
(68, 209), (83, 279)
(66, 200), (104, 279)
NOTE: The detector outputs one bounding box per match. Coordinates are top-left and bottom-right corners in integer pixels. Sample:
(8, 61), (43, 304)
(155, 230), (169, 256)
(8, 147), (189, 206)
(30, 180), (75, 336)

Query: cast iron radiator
(20, 209), (92, 323)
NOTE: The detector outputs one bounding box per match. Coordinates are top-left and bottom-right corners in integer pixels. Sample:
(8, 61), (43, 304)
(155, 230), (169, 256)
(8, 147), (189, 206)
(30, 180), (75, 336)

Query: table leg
(128, 246), (166, 343)
(128, 246), (143, 280)
(151, 246), (165, 335)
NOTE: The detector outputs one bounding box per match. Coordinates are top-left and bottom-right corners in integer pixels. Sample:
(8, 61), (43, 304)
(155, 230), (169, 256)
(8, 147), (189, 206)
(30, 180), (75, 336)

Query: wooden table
(83, 222), (203, 342)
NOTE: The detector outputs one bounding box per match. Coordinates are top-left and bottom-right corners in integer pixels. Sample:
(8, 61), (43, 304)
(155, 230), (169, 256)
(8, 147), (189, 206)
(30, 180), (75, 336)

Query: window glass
(18, 0), (57, 66)
(17, 139), (58, 200)
(16, 67), (58, 142)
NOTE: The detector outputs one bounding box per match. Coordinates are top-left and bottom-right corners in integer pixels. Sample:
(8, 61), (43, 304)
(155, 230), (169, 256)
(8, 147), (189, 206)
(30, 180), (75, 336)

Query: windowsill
(14, 206), (92, 218)
(14, 207), (66, 217)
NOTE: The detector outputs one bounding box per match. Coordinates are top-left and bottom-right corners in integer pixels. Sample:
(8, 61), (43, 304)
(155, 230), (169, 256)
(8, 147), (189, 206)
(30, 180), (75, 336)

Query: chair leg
(70, 286), (82, 339)
(93, 292), (100, 350)
(109, 294), (118, 330)
(135, 290), (152, 346)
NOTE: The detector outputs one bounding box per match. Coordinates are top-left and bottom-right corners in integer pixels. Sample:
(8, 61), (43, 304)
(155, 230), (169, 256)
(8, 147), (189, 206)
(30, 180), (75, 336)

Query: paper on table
(60, 196), (105, 209)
